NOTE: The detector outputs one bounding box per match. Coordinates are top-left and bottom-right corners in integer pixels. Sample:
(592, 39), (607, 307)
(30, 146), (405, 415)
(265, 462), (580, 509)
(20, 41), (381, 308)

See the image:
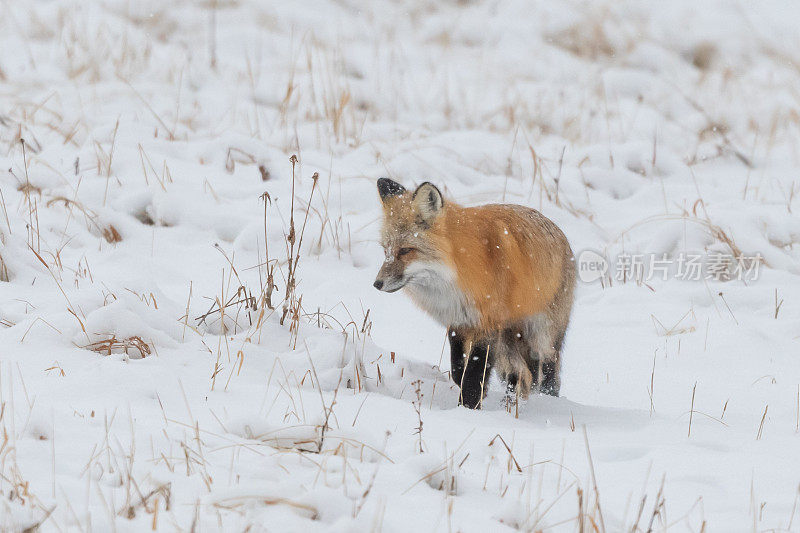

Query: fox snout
(373, 260), (406, 293)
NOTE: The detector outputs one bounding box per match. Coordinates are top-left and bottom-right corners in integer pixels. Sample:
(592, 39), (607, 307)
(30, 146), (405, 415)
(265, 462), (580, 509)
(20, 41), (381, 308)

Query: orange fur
(430, 203), (564, 330)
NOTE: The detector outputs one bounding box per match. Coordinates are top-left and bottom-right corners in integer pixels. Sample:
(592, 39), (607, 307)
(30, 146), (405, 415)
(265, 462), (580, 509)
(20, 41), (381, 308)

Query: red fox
(373, 178), (575, 409)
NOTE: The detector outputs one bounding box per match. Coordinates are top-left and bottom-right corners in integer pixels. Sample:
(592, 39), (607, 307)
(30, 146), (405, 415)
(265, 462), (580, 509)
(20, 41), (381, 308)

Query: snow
(1, 0), (800, 531)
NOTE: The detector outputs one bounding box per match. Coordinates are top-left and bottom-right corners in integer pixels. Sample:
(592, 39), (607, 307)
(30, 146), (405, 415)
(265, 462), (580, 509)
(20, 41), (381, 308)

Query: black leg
(458, 338), (493, 409)
(503, 372), (517, 413)
(527, 355), (559, 396)
(499, 328), (526, 395)
(505, 372), (519, 397)
(448, 328), (465, 387)
(540, 331), (564, 396)
(540, 359), (560, 396)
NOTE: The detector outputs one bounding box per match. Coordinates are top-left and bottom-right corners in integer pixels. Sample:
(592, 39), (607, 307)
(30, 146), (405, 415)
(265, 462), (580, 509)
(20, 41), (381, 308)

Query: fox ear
(412, 182), (443, 223)
(377, 178), (406, 203)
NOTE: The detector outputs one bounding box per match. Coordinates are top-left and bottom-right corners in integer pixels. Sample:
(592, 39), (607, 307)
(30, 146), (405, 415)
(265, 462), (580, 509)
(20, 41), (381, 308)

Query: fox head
(373, 178), (446, 293)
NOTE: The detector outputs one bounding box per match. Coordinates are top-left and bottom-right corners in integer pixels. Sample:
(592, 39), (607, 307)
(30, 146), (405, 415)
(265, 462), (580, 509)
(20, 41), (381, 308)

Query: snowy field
(1, 1), (800, 531)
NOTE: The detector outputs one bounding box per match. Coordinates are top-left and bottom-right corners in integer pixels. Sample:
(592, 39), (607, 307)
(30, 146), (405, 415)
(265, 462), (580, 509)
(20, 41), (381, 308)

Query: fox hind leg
(539, 330), (565, 396)
(539, 359), (560, 396)
(497, 327), (534, 401)
(505, 372), (518, 398)
(523, 314), (564, 397)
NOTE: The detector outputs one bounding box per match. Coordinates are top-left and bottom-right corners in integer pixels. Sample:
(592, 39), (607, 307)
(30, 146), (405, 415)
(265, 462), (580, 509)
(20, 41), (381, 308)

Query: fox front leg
(449, 331), (493, 409)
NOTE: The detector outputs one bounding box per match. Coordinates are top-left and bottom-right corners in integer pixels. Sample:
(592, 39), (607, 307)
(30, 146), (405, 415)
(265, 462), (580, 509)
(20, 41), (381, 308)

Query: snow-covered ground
(1, 0), (800, 530)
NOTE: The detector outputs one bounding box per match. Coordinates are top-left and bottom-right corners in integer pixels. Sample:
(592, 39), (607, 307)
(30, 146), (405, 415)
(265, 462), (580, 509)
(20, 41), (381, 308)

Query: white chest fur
(403, 262), (479, 327)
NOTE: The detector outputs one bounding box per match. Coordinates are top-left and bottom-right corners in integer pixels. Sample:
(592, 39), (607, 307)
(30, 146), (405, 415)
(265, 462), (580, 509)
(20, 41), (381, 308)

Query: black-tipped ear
(412, 182), (443, 223)
(377, 178), (406, 202)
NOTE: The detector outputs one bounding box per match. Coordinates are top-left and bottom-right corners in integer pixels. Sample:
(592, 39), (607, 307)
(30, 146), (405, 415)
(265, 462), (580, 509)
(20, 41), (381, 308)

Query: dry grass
(548, 15), (618, 60)
(84, 335), (152, 358)
(195, 283), (258, 334)
(0, 253), (8, 283)
(101, 225), (122, 243)
(212, 495), (318, 520)
(45, 196), (123, 244)
(280, 156), (320, 348)
(690, 41), (717, 70)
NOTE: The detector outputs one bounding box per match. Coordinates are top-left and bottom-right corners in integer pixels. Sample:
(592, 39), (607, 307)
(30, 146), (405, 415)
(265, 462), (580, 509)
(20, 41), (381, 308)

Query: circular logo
(576, 249), (608, 283)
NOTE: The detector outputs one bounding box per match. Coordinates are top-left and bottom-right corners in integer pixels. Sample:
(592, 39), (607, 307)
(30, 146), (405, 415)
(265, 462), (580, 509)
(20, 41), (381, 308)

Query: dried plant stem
(412, 380), (424, 453)
(582, 426), (607, 533)
(688, 382), (697, 437)
(756, 404), (768, 440)
(280, 154), (319, 343)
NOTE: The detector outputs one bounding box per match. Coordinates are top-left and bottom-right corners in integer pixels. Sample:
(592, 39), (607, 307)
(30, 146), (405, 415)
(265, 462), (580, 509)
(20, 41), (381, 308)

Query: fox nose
(373, 279), (384, 290)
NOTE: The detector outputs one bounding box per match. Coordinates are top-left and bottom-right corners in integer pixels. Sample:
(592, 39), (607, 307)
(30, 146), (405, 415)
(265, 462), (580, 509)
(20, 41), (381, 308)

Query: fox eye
(397, 247), (415, 258)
